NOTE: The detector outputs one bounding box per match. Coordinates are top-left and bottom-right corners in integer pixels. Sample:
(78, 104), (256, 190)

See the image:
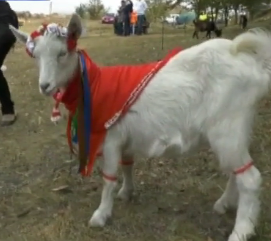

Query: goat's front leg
(88, 146), (120, 227)
(192, 31), (198, 39)
(117, 157), (134, 201)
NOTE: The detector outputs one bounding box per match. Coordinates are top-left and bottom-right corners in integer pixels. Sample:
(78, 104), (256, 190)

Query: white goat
(10, 14), (271, 241)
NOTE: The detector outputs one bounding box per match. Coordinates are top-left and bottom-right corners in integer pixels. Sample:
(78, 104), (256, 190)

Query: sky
(7, 0), (117, 14)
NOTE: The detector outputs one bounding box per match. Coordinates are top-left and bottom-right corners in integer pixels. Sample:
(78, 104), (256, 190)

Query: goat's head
(9, 14), (83, 96)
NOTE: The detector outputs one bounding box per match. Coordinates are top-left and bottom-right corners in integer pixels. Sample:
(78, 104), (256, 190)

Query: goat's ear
(67, 13), (82, 39)
(9, 25), (29, 44)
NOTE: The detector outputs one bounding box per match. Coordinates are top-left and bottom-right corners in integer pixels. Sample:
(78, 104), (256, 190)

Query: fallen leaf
(52, 185), (72, 193)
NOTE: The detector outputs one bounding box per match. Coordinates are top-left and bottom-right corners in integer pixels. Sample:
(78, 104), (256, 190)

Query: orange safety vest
(130, 12), (137, 24)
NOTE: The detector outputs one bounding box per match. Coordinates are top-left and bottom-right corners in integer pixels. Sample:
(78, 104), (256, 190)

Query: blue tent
(176, 11), (196, 25)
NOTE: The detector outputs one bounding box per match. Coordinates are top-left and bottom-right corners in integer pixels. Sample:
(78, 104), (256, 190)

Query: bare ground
(0, 19), (271, 241)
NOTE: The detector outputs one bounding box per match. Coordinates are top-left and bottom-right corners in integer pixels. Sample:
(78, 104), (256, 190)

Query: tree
(145, 0), (183, 22)
(75, 0), (105, 20)
(86, 0), (105, 20)
(75, 4), (87, 19)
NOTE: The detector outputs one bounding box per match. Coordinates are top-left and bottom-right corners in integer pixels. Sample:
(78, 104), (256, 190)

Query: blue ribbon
(79, 53), (91, 158)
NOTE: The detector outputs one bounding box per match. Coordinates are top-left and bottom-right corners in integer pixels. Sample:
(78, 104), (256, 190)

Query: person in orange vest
(130, 11), (137, 35)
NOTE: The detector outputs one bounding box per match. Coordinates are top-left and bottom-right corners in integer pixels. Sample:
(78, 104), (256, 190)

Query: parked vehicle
(101, 13), (115, 24)
(18, 18), (25, 26)
(164, 14), (179, 24)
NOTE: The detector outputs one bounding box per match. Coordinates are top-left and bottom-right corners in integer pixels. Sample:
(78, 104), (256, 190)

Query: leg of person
(124, 16), (130, 36)
(121, 22), (124, 36)
(0, 31), (16, 126)
(137, 15), (143, 35)
(116, 22), (121, 35)
(143, 24), (148, 34)
(113, 22), (117, 35)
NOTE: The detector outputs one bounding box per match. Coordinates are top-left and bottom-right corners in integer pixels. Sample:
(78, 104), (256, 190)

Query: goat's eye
(57, 52), (67, 62)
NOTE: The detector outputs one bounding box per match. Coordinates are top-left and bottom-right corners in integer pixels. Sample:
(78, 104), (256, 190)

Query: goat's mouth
(39, 85), (58, 96)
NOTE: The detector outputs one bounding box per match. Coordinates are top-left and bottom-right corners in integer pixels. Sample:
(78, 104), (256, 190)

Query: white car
(164, 14), (179, 24)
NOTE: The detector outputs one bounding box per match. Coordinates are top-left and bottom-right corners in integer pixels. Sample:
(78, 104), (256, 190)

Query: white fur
(10, 15), (270, 241)
(1, 65), (7, 71)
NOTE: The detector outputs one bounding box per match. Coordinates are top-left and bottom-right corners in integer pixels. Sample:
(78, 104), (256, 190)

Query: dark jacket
(123, 1), (133, 16)
(0, 1), (19, 29)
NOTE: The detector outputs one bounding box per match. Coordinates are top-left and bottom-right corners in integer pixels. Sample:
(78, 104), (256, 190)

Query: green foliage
(86, 0), (105, 20)
(145, 0), (168, 21)
(75, 4), (87, 19)
(145, 0), (182, 21)
(75, 0), (268, 23)
(75, 0), (105, 20)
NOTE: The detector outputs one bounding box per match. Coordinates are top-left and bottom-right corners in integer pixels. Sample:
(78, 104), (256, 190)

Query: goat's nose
(40, 82), (50, 92)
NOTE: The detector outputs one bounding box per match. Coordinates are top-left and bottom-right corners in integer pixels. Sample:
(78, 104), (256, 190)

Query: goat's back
(106, 37), (270, 158)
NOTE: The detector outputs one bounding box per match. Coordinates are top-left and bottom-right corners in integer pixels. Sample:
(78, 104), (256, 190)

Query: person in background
(130, 10), (137, 35)
(240, 14), (248, 29)
(134, 0), (147, 35)
(242, 14), (248, 29)
(0, 1), (18, 126)
(123, 0), (133, 36)
(199, 12), (207, 21)
(115, 1), (125, 35)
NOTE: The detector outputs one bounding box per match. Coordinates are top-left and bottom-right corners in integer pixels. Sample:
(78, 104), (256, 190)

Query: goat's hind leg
(228, 163), (261, 241)
(209, 132), (262, 241)
(213, 174), (239, 214)
(117, 155), (135, 201)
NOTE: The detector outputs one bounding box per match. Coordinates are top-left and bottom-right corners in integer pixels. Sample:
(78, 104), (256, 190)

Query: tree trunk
(215, 7), (219, 21)
(234, 5), (239, 25)
(224, 6), (228, 27)
(210, 6), (214, 22)
(194, 0), (200, 19)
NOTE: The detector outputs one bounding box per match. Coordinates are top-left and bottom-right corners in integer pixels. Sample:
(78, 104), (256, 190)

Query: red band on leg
(233, 161), (253, 175)
(102, 172), (117, 181)
(97, 151), (103, 157)
(119, 160), (134, 165)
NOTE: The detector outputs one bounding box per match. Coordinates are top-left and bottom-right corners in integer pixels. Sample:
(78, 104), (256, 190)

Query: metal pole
(49, 0), (52, 15)
(161, 20), (165, 50)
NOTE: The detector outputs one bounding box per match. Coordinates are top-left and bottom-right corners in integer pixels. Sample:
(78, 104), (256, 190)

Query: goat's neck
(77, 51), (101, 88)
(62, 52), (81, 90)
(63, 50), (101, 93)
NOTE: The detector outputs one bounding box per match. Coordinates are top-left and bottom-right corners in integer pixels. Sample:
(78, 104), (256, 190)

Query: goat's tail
(230, 28), (271, 58)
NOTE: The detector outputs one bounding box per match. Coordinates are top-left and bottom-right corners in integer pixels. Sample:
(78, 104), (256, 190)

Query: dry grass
(0, 19), (271, 241)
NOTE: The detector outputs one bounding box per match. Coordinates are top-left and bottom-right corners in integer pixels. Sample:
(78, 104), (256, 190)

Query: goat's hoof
(228, 224), (255, 241)
(88, 209), (110, 227)
(213, 199), (227, 214)
(228, 231), (252, 241)
(117, 187), (134, 201)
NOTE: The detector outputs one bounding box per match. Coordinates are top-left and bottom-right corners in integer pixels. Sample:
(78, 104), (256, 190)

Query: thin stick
(161, 20), (165, 50)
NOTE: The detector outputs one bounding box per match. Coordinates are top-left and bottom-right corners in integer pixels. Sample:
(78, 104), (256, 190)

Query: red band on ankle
(119, 160), (134, 165)
(233, 161), (253, 175)
(102, 172), (117, 181)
